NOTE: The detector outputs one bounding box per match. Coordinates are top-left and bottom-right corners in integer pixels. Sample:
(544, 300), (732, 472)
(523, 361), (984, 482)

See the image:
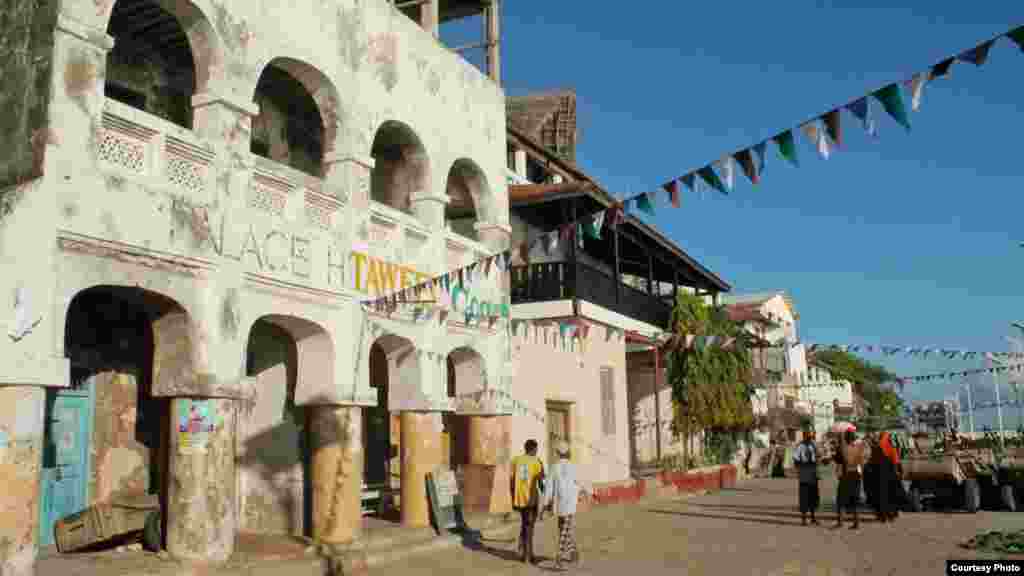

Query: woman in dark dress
(875, 431), (905, 522)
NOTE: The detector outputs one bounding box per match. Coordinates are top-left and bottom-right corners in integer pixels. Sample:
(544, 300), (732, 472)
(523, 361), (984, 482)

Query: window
(600, 367), (616, 436)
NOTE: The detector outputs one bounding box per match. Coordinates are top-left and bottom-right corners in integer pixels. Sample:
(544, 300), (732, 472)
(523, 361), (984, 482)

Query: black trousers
(517, 506), (538, 560)
(799, 481), (820, 513)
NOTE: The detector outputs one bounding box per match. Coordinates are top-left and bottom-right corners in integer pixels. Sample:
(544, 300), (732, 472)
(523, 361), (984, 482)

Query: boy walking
(547, 441), (580, 569)
(511, 439), (545, 564)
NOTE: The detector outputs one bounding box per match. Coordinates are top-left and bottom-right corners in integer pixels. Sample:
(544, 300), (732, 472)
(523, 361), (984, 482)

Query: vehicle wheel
(1002, 484), (1017, 512)
(143, 510), (162, 552)
(964, 479), (981, 513)
(908, 487), (922, 512)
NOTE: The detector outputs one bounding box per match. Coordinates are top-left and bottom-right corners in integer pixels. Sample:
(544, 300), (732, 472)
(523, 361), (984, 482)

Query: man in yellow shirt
(510, 439), (545, 563)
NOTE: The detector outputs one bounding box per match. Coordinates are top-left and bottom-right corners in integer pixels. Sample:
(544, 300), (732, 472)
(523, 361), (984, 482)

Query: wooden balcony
(510, 261), (672, 328)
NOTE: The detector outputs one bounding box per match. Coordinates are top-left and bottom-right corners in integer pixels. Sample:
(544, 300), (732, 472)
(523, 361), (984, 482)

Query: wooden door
(546, 403), (570, 466)
(39, 376), (93, 547)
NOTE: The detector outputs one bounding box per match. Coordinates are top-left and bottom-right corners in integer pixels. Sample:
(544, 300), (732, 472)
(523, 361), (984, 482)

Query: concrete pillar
(399, 412), (442, 527)
(467, 415), (501, 465)
(420, 0), (440, 38)
(410, 192), (448, 231)
(461, 414), (512, 514)
(165, 397), (237, 564)
(0, 385), (45, 576)
(310, 405), (362, 544)
(485, 0), (501, 85)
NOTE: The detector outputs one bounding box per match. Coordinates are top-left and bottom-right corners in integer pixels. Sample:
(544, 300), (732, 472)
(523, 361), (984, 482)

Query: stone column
(485, 0), (501, 85)
(310, 404), (363, 545)
(0, 386), (45, 576)
(165, 397), (237, 564)
(399, 412), (442, 527)
(410, 192), (449, 231)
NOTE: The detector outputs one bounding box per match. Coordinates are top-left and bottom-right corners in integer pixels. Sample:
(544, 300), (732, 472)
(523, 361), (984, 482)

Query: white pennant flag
(800, 122), (830, 160)
(547, 231), (558, 254)
(908, 72), (927, 112)
(716, 155), (735, 191)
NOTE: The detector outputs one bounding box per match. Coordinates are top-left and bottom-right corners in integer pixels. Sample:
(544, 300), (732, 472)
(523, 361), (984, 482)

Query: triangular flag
(823, 109), (842, 148)
(800, 122), (829, 160)
(907, 72), (927, 112)
(930, 57), (955, 80)
(752, 142), (767, 177)
(1008, 26), (1024, 52)
(583, 214), (602, 240)
(957, 40), (995, 66)
(872, 83), (911, 131)
(575, 223), (584, 247)
(546, 231), (558, 254)
(635, 192), (655, 215)
(716, 156), (735, 191)
(591, 210), (605, 237)
(846, 97), (878, 138)
(734, 149), (758, 185)
(663, 180), (681, 208)
(696, 166), (726, 194)
(771, 130), (799, 166)
(680, 173), (696, 193)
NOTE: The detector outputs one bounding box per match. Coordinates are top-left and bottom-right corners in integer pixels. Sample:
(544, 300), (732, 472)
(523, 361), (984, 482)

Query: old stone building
(0, 0), (511, 573)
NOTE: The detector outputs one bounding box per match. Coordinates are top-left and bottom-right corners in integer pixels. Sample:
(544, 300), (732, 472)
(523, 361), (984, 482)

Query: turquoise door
(39, 376), (93, 548)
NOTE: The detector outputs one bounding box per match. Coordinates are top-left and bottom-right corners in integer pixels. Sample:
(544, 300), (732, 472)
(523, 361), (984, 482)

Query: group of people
(793, 428), (906, 528)
(510, 438), (582, 569)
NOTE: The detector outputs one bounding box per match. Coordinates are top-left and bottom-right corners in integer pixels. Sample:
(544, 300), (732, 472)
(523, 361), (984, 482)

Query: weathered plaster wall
(0, 386), (44, 576)
(509, 322), (630, 489)
(0, 0), (59, 188)
(238, 320), (307, 535)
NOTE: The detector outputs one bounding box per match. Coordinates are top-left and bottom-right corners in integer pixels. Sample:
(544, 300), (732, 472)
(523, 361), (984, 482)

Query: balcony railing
(510, 261), (671, 328)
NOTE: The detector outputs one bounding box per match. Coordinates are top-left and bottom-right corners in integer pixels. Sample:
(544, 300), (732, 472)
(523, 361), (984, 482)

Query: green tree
(812, 349), (905, 430)
(665, 293), (755, 469)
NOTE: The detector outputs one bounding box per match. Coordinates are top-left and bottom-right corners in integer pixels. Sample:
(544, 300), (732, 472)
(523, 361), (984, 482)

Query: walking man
(548, 440), (580, 569)
(793, 428), (820, 526)
(511, 439), (545, 564)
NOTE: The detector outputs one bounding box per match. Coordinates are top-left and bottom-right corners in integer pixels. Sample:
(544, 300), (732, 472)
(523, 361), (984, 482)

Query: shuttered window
(600, 367), (616, 436)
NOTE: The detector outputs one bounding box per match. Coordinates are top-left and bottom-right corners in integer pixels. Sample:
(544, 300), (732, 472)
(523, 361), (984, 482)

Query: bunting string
(805, 343), (1024, 360)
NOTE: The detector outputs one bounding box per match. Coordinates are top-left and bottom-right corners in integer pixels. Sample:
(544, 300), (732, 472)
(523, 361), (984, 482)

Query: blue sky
(444, 3), (1024, 429)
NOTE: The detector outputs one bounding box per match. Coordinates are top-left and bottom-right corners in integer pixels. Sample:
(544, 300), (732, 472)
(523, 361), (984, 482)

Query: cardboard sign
(426, 467), (463, 533)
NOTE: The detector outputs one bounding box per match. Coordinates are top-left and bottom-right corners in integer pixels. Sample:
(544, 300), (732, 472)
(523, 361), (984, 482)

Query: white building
(802, 361), (855, 438)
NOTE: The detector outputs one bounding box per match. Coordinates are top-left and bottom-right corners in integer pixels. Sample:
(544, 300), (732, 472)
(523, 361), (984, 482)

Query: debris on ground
(961, 530), (1024, 555)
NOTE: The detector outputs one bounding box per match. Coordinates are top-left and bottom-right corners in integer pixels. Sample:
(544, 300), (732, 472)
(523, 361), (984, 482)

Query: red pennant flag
(733, 149), (758, 184)
(823, 109), (842, 148)
(662, 180), (681, 208)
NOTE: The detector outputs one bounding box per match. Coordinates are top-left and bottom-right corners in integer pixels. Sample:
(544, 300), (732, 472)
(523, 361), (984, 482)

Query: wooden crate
(55, 495), (158, 553)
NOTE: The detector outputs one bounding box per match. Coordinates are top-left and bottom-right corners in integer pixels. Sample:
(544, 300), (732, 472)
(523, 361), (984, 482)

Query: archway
(363, 334), (416, 523)
(251, 59), (337, 178)
(444, 347), (486, 473)
(370, 121), (430, 216)
(238, 315), (333, 538)
(444, 159), (493, 242)
(41, 286), (191, 549)
(104, 0), (218, 129)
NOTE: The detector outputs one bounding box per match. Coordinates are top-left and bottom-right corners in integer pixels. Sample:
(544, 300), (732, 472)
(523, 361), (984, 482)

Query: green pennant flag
(1009, 26), (1024, 52)
(771, 130), (799, 167)
(872, 83), (911, 132)
(696, 166), (726, 194)
(635, 192), (656, 215)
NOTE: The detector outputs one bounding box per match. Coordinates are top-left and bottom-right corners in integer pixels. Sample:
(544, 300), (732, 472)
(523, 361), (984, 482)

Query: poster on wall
(177, 399), (216, 451)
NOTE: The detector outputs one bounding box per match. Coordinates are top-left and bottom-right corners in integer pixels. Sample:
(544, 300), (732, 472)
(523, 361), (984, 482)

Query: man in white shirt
(547, 441), (580, 569)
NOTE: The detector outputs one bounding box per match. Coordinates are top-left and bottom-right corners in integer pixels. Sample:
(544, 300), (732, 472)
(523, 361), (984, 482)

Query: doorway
(38, 368), (94, 548)
(546, 401), (572, 466)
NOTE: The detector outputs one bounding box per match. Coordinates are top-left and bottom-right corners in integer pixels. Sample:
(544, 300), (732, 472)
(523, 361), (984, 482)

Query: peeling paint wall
(89, 371), (158, 504)
(0, 0), (58, 188)
(0, 386), (44, 576)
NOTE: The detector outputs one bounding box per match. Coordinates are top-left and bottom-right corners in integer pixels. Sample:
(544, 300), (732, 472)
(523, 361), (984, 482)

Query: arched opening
(40, 286), (191, 550)
(444, 159), (491, 242)
(370, 121), (430, 216)
(444, 347), (485, 474)
(363, 334), (416, 523)
(105, 0), (205, 129)
(238, 315), (332, 538)
(251, 61), (329, 178)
